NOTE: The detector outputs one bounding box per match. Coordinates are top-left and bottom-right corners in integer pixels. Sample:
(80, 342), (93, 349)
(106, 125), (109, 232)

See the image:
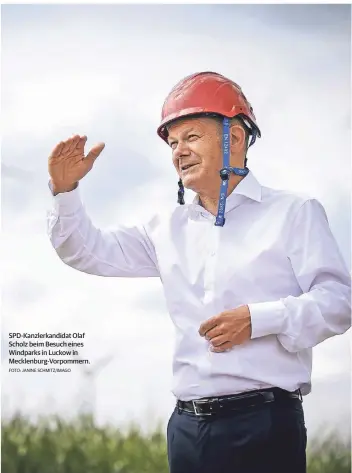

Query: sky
(1, 4), (351, 439)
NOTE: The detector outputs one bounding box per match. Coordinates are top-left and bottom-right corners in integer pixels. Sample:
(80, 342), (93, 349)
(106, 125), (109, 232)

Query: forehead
(167, 116), (219, 137)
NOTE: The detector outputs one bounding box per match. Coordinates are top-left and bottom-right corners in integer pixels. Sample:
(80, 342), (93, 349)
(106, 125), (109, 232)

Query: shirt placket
(199, 218), (221, 377)
(203, 221), (220, 305)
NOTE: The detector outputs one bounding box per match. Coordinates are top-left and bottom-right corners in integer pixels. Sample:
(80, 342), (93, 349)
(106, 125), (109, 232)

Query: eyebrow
(168, 127), (197, 143)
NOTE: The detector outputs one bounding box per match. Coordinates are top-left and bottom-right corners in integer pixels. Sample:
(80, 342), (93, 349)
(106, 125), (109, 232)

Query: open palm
(48, 134), (105, 193)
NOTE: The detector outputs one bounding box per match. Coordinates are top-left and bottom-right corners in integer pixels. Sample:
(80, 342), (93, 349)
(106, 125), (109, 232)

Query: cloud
(303, 373), (351, 438)
(233, 4), (350, 35)
(2, 164), (32, 181)
(3, 278), (48, 310)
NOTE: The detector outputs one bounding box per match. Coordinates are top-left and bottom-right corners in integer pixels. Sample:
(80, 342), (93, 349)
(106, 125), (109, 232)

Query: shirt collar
(190, 170), (262, 217)
(227, 170), (262, 204)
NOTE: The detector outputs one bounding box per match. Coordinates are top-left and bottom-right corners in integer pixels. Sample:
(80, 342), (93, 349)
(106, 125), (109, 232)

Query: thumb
(85, 142), (105, 166)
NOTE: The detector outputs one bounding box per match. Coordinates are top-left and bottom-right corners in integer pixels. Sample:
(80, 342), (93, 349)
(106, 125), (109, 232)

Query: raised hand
(48, 134), (105, 194)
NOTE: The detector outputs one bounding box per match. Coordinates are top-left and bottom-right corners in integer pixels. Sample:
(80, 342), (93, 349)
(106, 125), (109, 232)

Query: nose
(173, 140), (191, 161)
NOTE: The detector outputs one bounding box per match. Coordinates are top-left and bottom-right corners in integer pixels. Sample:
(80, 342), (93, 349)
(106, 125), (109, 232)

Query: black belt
(176, 388), (302, 416)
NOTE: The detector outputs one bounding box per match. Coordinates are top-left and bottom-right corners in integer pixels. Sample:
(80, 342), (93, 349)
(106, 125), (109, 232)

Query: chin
(181, 175), (200, 192)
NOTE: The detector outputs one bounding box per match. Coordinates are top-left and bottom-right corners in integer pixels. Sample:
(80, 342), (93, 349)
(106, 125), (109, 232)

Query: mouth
(180, 163), (198, 172)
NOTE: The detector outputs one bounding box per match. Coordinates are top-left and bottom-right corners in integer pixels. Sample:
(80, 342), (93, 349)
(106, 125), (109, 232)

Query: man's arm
(248, 198), (351, 352)
(47, 184), (159, 278)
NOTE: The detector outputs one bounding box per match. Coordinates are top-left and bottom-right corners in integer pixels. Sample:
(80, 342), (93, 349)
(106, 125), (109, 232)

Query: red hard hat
(157, 71), (261, 143)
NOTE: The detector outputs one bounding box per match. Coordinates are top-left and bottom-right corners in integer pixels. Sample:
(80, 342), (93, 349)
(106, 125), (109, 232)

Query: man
(47, 72), (351, 473)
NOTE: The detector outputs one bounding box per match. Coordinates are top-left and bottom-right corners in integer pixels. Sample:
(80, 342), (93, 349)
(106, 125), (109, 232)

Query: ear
(230, 124), (246, 152)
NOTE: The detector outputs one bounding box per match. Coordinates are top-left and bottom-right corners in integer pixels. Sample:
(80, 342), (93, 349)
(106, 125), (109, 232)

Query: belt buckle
(192, 398), (219, 416)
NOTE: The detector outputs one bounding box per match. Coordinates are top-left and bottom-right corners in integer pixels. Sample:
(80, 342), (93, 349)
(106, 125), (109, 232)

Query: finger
(210, 341), (233, 353)
(199, 316), (218, 336)
(210, 335), (229, 347)
(77, 136), (88, 150)
(49, 141), (65, 159)
(62, 137), (74, 153)
(205, 326), (222, 341)
(85, 142), (105, 165)
(67, 135), (81, 154)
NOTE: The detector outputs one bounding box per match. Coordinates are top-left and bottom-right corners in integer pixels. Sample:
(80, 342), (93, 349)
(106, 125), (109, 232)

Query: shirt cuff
(48, 181), (82, 215)
(248, 300), (286, 339)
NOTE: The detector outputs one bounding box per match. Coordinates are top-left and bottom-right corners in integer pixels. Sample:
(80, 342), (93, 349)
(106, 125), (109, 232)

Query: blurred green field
(2, 413), (351, 473)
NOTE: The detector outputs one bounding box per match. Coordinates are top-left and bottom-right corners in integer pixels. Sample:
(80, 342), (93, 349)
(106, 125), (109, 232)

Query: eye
(169, 141), (177, 149)
(188, 134), (199, 141)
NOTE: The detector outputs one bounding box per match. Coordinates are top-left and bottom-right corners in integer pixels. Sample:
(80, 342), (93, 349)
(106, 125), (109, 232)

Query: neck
(198, 174), (245, 216)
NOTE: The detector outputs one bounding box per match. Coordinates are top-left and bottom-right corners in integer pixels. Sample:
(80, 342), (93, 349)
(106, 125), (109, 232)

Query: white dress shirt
(47, 171), (351, 401)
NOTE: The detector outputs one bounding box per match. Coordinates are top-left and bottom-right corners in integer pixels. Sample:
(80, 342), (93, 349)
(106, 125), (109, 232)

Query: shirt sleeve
(248, 198), (351, 352)
(47, 184), (159, 278)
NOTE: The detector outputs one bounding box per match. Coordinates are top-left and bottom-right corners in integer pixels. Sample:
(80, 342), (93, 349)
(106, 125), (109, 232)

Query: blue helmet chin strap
(214, 117), (253, 227)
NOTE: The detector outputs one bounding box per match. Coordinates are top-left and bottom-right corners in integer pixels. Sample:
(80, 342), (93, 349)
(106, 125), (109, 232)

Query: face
(167, 117), (223, 195)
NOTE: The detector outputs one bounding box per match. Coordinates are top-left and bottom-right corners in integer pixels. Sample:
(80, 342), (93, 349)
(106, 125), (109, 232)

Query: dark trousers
(167, 397), (307, 473)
